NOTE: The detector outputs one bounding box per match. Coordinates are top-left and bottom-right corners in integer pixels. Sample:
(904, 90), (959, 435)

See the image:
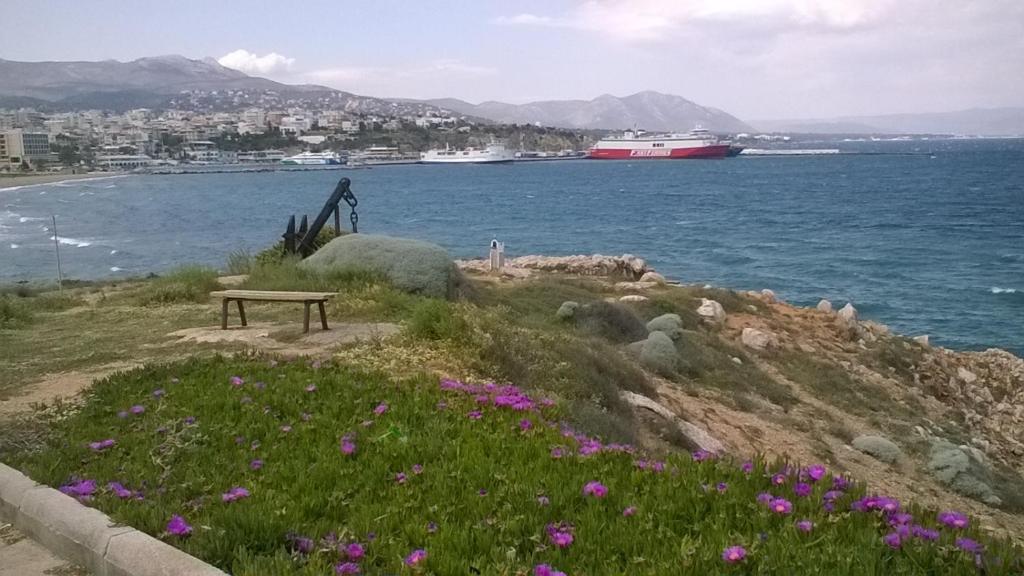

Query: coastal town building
(0, 129), (52, 168)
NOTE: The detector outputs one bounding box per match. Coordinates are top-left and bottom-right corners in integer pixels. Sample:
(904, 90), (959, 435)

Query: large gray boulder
(301, 234), (463, 299)
(852, 435), (902, 464)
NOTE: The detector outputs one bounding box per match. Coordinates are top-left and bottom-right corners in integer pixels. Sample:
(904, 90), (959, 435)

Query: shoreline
(0, 172), (129, 190)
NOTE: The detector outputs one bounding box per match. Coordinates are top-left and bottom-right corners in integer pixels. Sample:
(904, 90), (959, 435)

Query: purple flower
(478, 488), (488, 496)
(117, 410), (129, 419)
(534, 565), (567, 576)
(823, 490), (843, 502)
(912, 525), (940, 541)
(692, 449), (712, 462)
(152, 388), (165, 398)
(769, 498), (793, 515)
(221, 486), (250, 503)
(427, 521), (438, 533)
(467, 410), (483, 420)
(279, 425), (292, 433)
(183, 416), (196, 425)
(519, 419), (533, 431)
(832, 475), (851, 491)
(89, 438), (116, 451)
(335, 562), (361, 575)
(166, 515), (192, 536)
(288, 533), (314, 554)
(230, 376), (244, 387)
(756, 492), (774, 505)
(404, 548), (427, 566)
(722, 545), (747, 564)
(344, 542), (365, 560)
(412, 464), (424, 475)
(395, 473), (407, 484)
(59, 479), (97, 500)
(806, 464), (826, 482)
(537, 495), (550, 506)
(107, 482), (133, 499)
(305, 384), (317, 392)
(889, 512), (913, 526)
(741, 461), (754, 474)
(883, 532), (902, 549)
(956, 538), (983, 553)
(546, 523), (574, 548)
(250, 459), (263, 470)
(340, 435), (357, 455)
(796, 520), (814, 533)
(716, 482), (728, 493)
(550, 447), (565, 459)
(771, 473), (787, 486)
(623, 506), (637, 517)
(794, 482), (812, 497)
(129, 405), (145, 415)
(938, 510), (969, 529)
(373, 402), (388, 415)
(583, 481), (608, 498)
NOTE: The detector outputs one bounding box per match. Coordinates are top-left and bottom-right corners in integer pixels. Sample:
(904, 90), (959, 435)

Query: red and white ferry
(588, 127), (731, 160)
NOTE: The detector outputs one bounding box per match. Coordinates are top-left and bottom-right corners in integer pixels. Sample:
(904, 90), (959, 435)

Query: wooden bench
(210, 290), (336, 333)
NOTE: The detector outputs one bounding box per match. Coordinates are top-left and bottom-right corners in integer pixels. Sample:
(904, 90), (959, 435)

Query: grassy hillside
(14, 356), (1018, 575)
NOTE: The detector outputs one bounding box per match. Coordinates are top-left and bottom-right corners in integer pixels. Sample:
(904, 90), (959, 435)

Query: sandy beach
(0, 172), (127, 190)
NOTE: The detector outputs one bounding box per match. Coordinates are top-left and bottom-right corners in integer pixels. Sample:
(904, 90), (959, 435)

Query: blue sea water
(1, 139), (1022, 355)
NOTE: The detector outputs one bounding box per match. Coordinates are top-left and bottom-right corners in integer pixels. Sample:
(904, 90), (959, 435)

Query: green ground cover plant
(16, 356), (1021, 575)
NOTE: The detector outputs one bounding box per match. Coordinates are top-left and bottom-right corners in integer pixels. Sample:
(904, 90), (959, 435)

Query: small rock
(696, 298), (726, 324)
(816, 299), (833, 313)
(746, 305), (758, 313)
(731, 357), (742, 365)
(619, 295), (649, 303)
(614, 281), (658, 291)
(913, 334), (930, 346)
(957, 367), (978, 384)
(555, 301), (579, 320)
(646, 314), (683, 340)
(761, 289), (776, 302)
(838, 303), (858, 324)
(741, 327), (773, 351)
(798, 342), (815, 354)
(852, 435), (902, 464)
(639, 271), (667, 284)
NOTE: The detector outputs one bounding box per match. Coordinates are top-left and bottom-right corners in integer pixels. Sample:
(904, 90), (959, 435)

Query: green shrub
(646, 313), (684, 339)
(225, 249), (253, 275)
(639, 331), (678, 375)
(852, 435), (902, 463)
(0, 295), (32, 328)
(574, 301), (648, 343)
(406, 299), (466, 341)
(137, 266), (221, 306)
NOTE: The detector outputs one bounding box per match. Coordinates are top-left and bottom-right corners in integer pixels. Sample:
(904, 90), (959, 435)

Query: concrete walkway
(0, 524), (87, 576)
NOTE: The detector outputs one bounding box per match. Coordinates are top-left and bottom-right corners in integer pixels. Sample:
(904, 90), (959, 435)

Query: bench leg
(318, 301), (329, 330)
(303, 302), (311, 334)
(221, 299), (229, 330)
(236, 300), (247, 327)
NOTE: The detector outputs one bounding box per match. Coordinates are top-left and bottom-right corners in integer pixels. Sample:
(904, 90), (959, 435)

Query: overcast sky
(2, 0), (1022, 119)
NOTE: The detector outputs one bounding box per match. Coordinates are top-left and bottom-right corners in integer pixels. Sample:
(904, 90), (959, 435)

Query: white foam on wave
(991, 287), (1018, 294)
(19, 216), (46, 223)
(110, 266), (123, 272)
(110, 249), (118, 255)
(50, 235), (92, 248)
(10, 243), (19, 249)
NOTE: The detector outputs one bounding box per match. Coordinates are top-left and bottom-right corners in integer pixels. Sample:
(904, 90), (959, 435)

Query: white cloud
(217, 49), (295, 75)
(498, 0), (894, 41)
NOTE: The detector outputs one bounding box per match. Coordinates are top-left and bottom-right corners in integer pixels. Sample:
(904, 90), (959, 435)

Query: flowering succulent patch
(24, 359), (1022, 575)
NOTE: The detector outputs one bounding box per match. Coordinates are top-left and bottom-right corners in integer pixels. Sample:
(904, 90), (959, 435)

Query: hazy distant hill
(754, 108), (1024, 136)
(417, 91), (754, 133)
(0, 56), (447, 116)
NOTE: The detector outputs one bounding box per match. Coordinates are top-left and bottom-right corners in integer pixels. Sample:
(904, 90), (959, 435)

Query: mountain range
(413, 92), (754, 133)
(753, 108), (1024, 136)
(1, 55), (1020, 136)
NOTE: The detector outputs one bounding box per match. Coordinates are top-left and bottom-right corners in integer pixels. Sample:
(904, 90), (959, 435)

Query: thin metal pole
(51, 215), (63, 294)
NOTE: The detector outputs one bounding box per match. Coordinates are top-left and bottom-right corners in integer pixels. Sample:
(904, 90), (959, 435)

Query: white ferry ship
(420, 143), (514, 164)
(588, 128), (731, 160)
(281, 151), (343, 165)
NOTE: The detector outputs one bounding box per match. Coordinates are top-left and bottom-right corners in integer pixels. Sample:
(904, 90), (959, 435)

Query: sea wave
(51, 236), (92, 248)
(990, 287), (1018, 294)
(10, 243), (19, 249)
(110, 266), (123, 272)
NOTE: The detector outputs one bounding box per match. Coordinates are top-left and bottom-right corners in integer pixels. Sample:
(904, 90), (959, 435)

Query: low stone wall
(458, 254), (651, 280)
(0, 463), (225, 576)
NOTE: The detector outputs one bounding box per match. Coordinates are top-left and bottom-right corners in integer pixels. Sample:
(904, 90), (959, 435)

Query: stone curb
(0, 463), (226, 576)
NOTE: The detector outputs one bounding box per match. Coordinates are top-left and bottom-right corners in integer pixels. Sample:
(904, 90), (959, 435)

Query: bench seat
(210, 290), (336, 333)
